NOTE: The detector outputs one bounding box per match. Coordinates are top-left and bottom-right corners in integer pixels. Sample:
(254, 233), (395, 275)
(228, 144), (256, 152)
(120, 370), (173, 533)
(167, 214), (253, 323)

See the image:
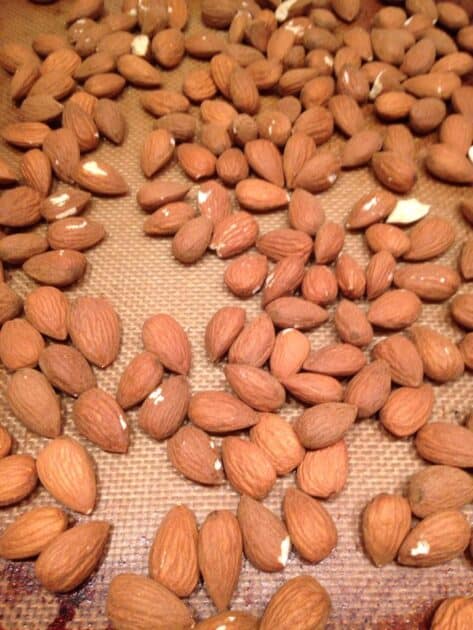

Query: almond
(260, 575), (331, 630)
(142, 313), (190, 375)
(250, 412), (304, 475)
(365, 250), (396, 300)
(107, 573), (194, 629)
(244, 139), (284, 187)
(197, 180), (232, 225)
(229, 67), (260, 114)
(294, 150), (340, 193)
(42, 128), (80, 183)
(189, 391), (258, 434)
(262, 255), (305, 307)
(0, 185), (42, 227)
(328, 93), (364, 136)
(346, 189), (396, 230)
(20, 149), (52, 196)
(73, 387), (129, 453)
(84, 72), (126, 98)
(0, 318), (45, 370)
(93, 98), (126, 145)
(210, 211), (259, 259)
(368, 289), (422, 330)
(39, 343), (96, 397)
(344, 359), (391, 418)
(400, 37), (436, 77)
(138, 375), (190, 441)
(141, 89), (189, 118)
(394, 263), (460, 301)
(288, 188), (324, 235)
(237, 495), (290, 572)
(117, 351), (163, 410)
(35, 521), (110, 593)
(294, 402), (357, 450)
(41, 187), (91, 222)
(0, 454), (37, 507)
(36, 436), (96, 514)
(257, 229), (312, 263)
(440, 114), (473, 155)
(362, 494), (411, 567)
(398, 510), (470, 567)
(228, 313), (275, 367)
(408, 465), (473, 519)
(265, 296), (328, 331)
(137, 180), (191, 212)
(283, 134), (316, 190)
(383, 124), (416, 159)
(0, 507), (68, 560)
(22, 249), (87, 287)
(416, 422), (473, 467)
(380, 384), (434, 437)
(68, 296), (121, 368)
(222, 436), (276, 499)
(451, 294), (473, 330)
(140, 129), (175, 178)
(24, 286), (69, 340)
(205, 306), (245, 362)
(30, 70), (76, 100)
(283, 372), (343, 405)
(459, 333), (473, 370)
(117, 54), (161, 87)
(149, 505), (199, 597)
(210, 53), (238, 99)
(365, 223), (411, 258)
(0, 156), (17, 186)
(73, 158), (128, 195)
(235, 178), (289, 212)
(335, 253), (366, 299)
(372, 151), (417, 193)
(404, 217), (455, 261)
(172, 216), (213, 264)
(46, 216), (105, 251)
(6, 368), (61, 437)
(431, 597), (473, 629)
(167, 425), (224, 486)
(460, 238), (473, 282)
(425, 143), (473, 184)
(297, 440), (348, 499)
(303, 343), (366, 377)
(224, 253), (268, 298)
(62, 101), (100, 152)
(314, 221), (344, 264)
(372, 334), (423, 387)
(283, 487), (337, 563)
(255, 109), (291, 145)
(183, 68), (217, 102)
(152, 28), (185, 68)
(270, 328), (310, 380)
(342, 129), (383, 168)
(303, 265), (337, 305)
(0, 424), (12, 459)
(198, 510), (242, 612)
(411, 325), (464, 382)
(334, 299), (373, 347)
(144, 202), (195, 236)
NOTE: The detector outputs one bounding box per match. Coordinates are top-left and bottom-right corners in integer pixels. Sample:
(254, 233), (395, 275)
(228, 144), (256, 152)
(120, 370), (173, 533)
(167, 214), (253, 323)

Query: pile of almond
(0, 0), (472, 627)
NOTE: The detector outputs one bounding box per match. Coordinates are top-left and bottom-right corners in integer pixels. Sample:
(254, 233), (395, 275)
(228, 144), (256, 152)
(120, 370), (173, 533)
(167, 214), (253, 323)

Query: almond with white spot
(167, 425), (224, 486)
(139, 375), (190, 441)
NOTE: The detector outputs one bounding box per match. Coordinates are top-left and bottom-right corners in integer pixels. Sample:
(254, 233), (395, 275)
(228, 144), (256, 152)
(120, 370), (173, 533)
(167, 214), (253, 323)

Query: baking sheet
(0, 0), (472, 628)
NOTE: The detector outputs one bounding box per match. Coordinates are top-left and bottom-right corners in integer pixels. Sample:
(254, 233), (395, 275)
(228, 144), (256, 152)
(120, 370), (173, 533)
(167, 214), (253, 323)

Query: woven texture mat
(0, 1), (472, 628)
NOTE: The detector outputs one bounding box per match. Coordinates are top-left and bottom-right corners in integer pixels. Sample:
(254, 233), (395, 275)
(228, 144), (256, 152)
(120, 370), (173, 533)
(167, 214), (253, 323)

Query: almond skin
(205, 306), (246, 361)
(380, 384), (434, 438)
(222, 436), (276, 500)
(250, 413), (304, 476)
(167, 425), (224, 486)
(35, 521), (110, 593)
(39, 343), (96, 397)
(408, 465), (473, 518)
(7, 368), (61, 438)
(107, 573), (194, 630)
(198, 510), (242, 612)
(397, 510), (470, 567)
(297, 440), (348, 499)
(416, 422), (473, 468)
(362, 494), (411, 567)
(283, 487), (337, 563)
(116, 351), (163, 410)
(295, 402), (357, 450)
(68, 296), (121, 368)
(149, 505), (199, 598)
(237, 495), (290, 572)
(0, 506), (68, 560)
(0, 454), (38, 507)
(344, 359), (391, 418)
(188, 391), (258, 434)
(372, 334), (423, 387)
(224, 364), (286, 412)
(260, 575), (331, 630)
(36, 436), (96, 514)
(142, 313), (191, 375)
(138, 375), (190, 441)
(410, 325), (464, 383)
(73, 387), (129, 453)
(24, 286), (69, 340)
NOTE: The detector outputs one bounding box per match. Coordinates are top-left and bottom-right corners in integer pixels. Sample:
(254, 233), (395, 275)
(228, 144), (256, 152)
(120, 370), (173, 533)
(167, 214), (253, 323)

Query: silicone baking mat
(0, 0), (472, 627)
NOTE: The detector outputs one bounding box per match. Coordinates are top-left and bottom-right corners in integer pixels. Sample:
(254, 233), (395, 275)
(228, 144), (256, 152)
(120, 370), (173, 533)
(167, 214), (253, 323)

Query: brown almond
(394, 263), (461, 301)
(138, 375), (190, 441)
(334, 299), (373, 347)
(372, 334), (424, 387)
(73, 388), (129, 453)
(294, 402), (357, 450)
(366, 250), (396, 300)
(229, 313), (275, 367)
(265, 296), (328, 331)
(344, 359), (391, 418)
(346, 189), (397, 230)
(167, 425), (224, 486)
(367, 289), (422, 330)
(24, 286), (69, 340)
(408, 465), (473, 518)
(380, 384), (434, 437)
(250, 413), (304, 476)
(283, 372), (344, 406)
(224, 253), (268, 298)
(222, 436), (276, 500)
(410, 326), (464, 382)
(172, 216), (213, 264)
(39, 343), (96, 397)
(362, 494), (411, 567)
(116, 351), (163, 410)
(303, 343), (366, 377)
(0, 454), (37, 507)
(365, 223), (411, 258)
(297, 440), (348, 499)
(142, 313), (190, 375)
(314, 221), (344, 264)
(236, 178), (289, 212)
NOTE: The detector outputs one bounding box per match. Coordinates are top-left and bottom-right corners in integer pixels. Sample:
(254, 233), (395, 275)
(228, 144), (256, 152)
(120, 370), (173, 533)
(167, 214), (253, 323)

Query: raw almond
(346, 189), (396, 230)
(73, 158), (128, 195)
(0, 318), (45, 370)
(47, 216), (105, 251)
(68, 296), (121, 368)
(41, 187), (91, 222)
(198, 510), (242, 612)
(107, 573), (194, 630)
(172, 216), (213, 264)
(397, 510), (470, 567)
(244, 139), (284, 187)
(42, 128), (80, 183)
(394, 263), (461, 301)
(265, 296), (328, 331)
(451, 293), (473, 330)
(137, 180), (191, 212)
(270, 328), (310, 380)
(262, 255), (305, 307)
(314, 221), (344, 264)
(365, 223), (411, 258)
(410, 325), (464, 382)
(143, 202), (195, 236)
(23, 249), (86, 287)
(0, 454), (38, 507)
(367, 289), (422, 330)
(24, 286), (69, 340)
(372, 334), (423, 387)
(62, 101), (99, 152)
(36, 436), (96, 514)
(0, 424), (12, 459)
(283, 372), (343, 405)
(149, 505), (199, 597)
(35, 521), (110, 593)
(335, 253), (366, 299)
(431, 597), (473, 629)
(250, 413), (304, 476)
(334, 299), (373, 347)
(20, 149), (52, 196)
(288, 188), (324, 235)
(116, 351), (163, 410)
(328, 93), (364, 136)
(257, 228), (312, 262)
(224, 253), (268, 298)
(197, 180), (231, 225)
(303, 343), (366, 377)
(380, 384), (434, 437)
(222, 436), (276, 499)
(167, 424), (224, 486)
(138, 375), (190, 441)
(362, 494), (411, 567)
(93, 98), (126, 144)
(142, 313), (190, 375)
(236, 178), (289, 212)
(0, 506), (68, 560)
(39, 343), (96, 397)
(408, 465), (473, 518)
(229, 313), (275, 367)
(303, 265), (338, 305)
(237, 495), (290, 572)
(344, 359), (391, 418)
(189, 391), (258, 434)
(294, 402), (357, 450)
(297, 440), (348, 498)
(0, 186), (42, 227)
(177, 143), (216, 180)
(365, 250), (396, 300)
(210, 211), (259, 259)
(416, 422), (473, 467)
(425, 143), (473, 184)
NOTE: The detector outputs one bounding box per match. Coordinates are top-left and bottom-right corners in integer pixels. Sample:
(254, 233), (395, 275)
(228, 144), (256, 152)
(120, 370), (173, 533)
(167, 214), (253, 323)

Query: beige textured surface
(0, 1), (472, 628)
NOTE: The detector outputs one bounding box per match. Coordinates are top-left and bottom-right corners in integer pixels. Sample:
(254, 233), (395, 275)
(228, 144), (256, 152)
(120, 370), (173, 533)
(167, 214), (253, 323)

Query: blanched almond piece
(167, 425), (224, 486)
(250, 413), (304, 475)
